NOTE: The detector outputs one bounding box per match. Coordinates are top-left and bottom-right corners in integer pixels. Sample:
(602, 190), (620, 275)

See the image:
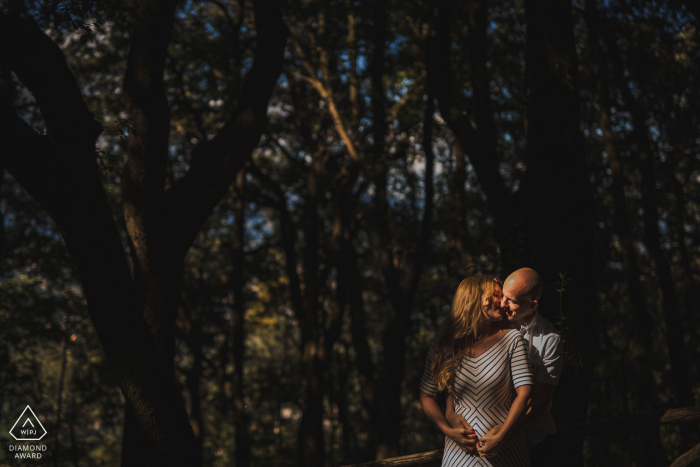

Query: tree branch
(286, 67), (361, 163)
(0, 13), (102, 155)
(161, 0), (289, 256)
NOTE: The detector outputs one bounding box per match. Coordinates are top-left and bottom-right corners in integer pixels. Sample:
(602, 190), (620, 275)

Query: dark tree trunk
(370, 5), (436, 458)
(583, 3), (667, 464)
(370, 2), (403, 459)
(231, 167), (251, 467)
(449, 141), (476, 272)
(433, 0), (526, 273)
(176, 304), (205, 463)
(522, 0), (599, 464)
(0, 14), (200, 466)
(347, 233), (377, 458)
(298, 155), (326, 467)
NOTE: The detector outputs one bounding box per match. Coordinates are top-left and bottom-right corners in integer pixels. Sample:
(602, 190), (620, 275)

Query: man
(446, 268), (563, 465)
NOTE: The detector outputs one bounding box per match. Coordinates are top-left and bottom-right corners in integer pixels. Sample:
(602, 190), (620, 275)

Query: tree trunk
(523, 0), (599, 464)
(176, 304), (205, 463)
(583, 2), (667, 464)
(371, 6), (436, 458)
(663, 162), (700, 379)
(0, 14), (200, 466)
(449, 141), (476, 272)
(231, 167), (251, 467)
(433, 0), (526, 273)
(298, 154), (326, 467)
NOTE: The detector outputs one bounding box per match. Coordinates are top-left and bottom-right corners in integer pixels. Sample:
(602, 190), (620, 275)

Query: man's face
(501, 279), (536, 324)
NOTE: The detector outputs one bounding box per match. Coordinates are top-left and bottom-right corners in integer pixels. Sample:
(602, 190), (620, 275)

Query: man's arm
(520, 381), (556, 428)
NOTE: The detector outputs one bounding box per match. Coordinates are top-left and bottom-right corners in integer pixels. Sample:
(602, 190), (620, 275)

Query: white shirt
(513, 310), (563, 447)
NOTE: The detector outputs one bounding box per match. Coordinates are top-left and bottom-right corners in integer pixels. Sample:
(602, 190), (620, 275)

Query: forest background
(0, 0), (699, 465)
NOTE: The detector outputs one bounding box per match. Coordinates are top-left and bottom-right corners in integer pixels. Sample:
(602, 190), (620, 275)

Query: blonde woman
(420, 275), (533, 466)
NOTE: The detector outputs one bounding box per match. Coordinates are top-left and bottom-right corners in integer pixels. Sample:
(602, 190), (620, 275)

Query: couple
(419, 268), (563, 467)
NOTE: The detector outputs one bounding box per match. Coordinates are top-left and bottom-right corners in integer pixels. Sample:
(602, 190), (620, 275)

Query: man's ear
(531, 299), (538, 310)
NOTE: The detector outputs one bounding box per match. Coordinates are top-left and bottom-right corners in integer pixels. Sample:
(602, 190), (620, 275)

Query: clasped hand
(476, 424), (504, 458)
(445, 412), (477, 453)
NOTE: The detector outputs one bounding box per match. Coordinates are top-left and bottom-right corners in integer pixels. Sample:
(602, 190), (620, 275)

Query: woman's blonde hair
(430, 274), (503, 392)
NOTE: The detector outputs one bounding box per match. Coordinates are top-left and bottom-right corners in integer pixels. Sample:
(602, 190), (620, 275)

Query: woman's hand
(446, 411), (471, 431)
(445, 393), (478, 452)
(420, 391), (478, 453)
(446, 412), (477, 453)
(443, 426), (478, 453)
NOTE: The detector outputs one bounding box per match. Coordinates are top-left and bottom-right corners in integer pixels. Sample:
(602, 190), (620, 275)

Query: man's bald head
(504, 268), (543, 302)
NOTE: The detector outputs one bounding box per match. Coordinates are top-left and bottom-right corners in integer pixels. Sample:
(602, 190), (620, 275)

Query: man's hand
(446, 412), (477, 452)
(476, 425), (504, 458)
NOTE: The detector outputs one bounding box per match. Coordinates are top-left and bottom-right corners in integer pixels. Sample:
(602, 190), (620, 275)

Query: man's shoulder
(532, 312), (562, 345)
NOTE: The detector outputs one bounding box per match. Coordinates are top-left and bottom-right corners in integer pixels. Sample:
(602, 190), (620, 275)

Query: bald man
(446, 268), (563, 464)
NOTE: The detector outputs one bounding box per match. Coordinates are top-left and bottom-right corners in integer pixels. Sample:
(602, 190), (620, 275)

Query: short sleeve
(511, 333), (534, 389)
(420, 344), (439, 396)
(536, 334), (563, 386)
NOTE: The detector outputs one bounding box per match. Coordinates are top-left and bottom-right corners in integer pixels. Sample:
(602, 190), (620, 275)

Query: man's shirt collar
(517, 311), (539, 335)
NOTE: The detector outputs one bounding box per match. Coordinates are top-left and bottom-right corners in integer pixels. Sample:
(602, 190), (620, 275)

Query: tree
(0, 0), (287, 463)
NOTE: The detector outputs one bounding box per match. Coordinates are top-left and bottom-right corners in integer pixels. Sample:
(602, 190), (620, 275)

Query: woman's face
(483, 284), (505, 322)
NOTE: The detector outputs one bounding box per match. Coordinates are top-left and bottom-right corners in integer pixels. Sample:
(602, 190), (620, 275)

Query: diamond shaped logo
(9, 406), (47, 441)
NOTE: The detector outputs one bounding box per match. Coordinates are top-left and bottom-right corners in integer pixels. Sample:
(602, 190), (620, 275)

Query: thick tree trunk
(523, 0), (599, 464)
(0, 14), (201, 466)
(119, 0), (287, 461)
(583, 2), (667, 464)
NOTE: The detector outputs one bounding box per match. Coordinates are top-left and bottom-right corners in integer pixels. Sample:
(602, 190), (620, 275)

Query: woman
(420, 274), (533, 466)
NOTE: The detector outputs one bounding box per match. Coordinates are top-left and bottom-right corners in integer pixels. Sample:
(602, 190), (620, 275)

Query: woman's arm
(476, 384), (532, 457)
(419, 391), (476, 448)
(445, 394), (476, 452)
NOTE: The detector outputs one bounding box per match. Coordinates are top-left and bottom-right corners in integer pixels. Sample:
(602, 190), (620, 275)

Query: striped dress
(420, 329), (534, 467)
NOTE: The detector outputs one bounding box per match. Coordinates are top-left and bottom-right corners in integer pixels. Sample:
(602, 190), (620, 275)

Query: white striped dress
(420, 329), (534, 467)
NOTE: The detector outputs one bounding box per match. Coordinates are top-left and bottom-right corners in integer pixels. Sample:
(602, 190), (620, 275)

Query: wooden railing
(340, 406), (700, 467)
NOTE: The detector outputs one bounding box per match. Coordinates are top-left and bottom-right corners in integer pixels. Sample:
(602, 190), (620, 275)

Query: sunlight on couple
(420, 269), (563, 467)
